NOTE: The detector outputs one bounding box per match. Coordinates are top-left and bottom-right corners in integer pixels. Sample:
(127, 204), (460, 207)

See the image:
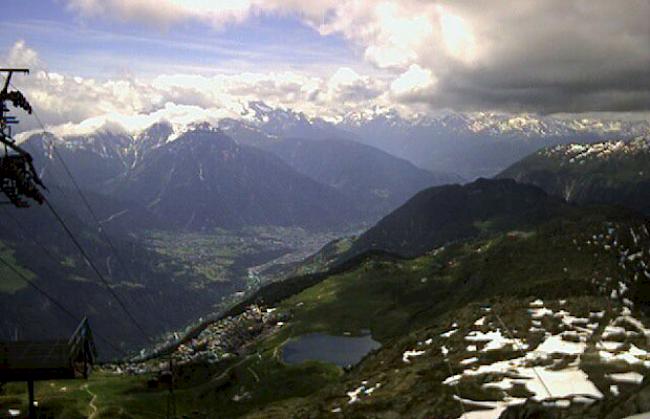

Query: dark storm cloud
(407, 0), (650, 112)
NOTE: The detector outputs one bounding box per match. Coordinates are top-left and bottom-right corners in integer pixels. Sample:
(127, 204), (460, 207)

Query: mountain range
(111, 128), (359, 230)
(3, 113), (650, 417)
(210, 102), (650, 178)
(8, 121), (649, 352)
(23, 102), (650, 182)
(142, 152), (650, 418)
(340, 110), (650, 179)
(21, 122), (455, 231)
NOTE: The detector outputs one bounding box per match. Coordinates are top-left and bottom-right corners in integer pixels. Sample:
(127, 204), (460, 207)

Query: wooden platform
(0, 340), (79, 381)
(0, 318), (96, 383)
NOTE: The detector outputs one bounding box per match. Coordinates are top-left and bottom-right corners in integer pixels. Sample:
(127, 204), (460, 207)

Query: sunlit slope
(245, 207), (650, 418)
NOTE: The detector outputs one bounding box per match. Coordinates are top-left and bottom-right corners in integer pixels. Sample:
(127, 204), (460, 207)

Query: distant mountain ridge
(23, 102), (650, 181)
(339, 111), (650, 179)
(498, 137), (650, 214)
(20, 121), (462, 231)
(216, 104), (650, 179)
(111, 128), (361, 230)
(260, 137), (462, 219)
(21, 126), (362, 231)
(18, 111), (650, 234)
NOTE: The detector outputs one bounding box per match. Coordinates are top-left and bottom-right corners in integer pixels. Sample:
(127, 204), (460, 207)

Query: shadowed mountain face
(19, 132), (164, 234)
(498, 138), (650, 214)
(20, 127), (367, 232)
(24, 131), (133, 191)
(111, 129), (361, 231)
(260, 137), (462, 219)
(24, 125), (478, 232)
(0, 202), (238, 357)
(349, 178), (568, 257)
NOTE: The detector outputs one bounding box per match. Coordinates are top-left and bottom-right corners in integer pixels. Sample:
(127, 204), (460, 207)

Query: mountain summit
(112, 128), (361, 230)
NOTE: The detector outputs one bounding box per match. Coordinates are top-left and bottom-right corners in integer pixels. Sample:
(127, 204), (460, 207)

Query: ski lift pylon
(0, 68), (46, 207)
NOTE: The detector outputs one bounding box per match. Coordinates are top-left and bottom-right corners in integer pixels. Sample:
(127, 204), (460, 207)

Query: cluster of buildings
(105, 304), (287, 375)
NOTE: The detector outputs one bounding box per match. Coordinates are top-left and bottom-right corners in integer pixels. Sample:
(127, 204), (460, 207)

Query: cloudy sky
(2, 0), (649, 132)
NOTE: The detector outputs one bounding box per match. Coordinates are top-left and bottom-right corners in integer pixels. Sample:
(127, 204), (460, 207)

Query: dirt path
(83, 384), (98, 419)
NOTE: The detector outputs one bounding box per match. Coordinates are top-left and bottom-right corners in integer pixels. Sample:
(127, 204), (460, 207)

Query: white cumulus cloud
(4, 41), (391, 135)
(391, 64), (436, 97)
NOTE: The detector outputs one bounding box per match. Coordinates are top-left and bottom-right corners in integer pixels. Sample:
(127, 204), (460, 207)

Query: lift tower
(0, 68), (46, 207)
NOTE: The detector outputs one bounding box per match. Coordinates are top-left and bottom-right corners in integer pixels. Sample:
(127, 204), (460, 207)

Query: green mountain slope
(240, 207), (650, 418)
(348, 178), (568, 258)
(6, 205), (649, 418)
